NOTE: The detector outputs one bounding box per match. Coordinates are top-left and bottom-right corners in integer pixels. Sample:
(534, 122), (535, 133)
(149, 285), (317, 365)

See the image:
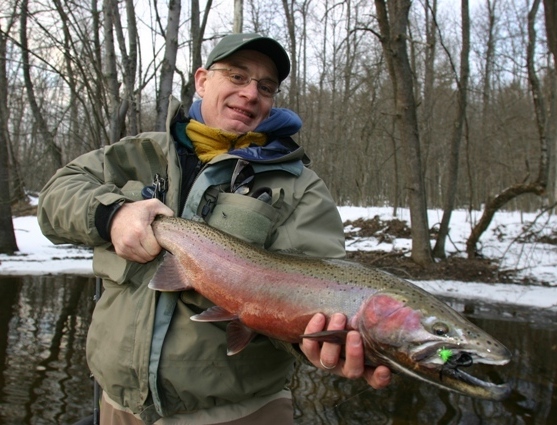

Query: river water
(0, 275), (555, 424)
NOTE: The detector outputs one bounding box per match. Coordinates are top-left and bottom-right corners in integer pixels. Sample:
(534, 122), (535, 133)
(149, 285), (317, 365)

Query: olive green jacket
(37, 96), (345, 423)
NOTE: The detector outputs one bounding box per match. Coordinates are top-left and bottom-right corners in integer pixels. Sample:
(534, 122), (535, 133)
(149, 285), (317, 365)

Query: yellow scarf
(186, 119), (267, 163)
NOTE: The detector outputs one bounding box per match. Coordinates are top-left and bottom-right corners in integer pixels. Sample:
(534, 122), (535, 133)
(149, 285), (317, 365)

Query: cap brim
(206, 36), (290, 83)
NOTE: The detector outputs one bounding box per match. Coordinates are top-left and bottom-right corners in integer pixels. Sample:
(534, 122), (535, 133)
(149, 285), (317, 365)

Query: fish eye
(432, 322), (450, 336)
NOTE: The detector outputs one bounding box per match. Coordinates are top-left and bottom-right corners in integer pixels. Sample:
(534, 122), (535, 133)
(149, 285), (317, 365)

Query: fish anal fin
(191, 306), (238, 322)
(301, 330), (349, 345)
(226, 320), (257, 356)
(148, 253), (192, 292)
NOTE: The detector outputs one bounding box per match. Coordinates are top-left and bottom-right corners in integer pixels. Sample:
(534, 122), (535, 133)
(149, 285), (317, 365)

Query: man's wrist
(95, 202), (125, 241)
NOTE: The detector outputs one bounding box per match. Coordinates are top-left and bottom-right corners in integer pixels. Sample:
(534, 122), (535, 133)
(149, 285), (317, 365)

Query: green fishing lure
(438, 347), (453, 363)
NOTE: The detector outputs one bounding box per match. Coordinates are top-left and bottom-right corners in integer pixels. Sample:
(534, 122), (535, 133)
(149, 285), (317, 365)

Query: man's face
(195, 49), (278, 134)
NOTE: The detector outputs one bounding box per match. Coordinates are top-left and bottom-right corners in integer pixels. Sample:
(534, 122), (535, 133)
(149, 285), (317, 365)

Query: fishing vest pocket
(206, 192), (279, 247)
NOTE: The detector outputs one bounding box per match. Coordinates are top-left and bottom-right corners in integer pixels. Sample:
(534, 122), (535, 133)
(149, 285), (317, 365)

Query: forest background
(1, 0), (556, 269)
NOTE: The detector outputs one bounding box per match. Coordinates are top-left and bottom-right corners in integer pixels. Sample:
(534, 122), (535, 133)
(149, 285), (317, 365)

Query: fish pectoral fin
(148, 253), (193, 292)
(300, 330), (349, 345)
(226, 320), (257, 356)
(190, 306), (238, 322)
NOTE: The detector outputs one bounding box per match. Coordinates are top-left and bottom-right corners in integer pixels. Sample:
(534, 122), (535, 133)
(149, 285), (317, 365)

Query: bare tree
(155, 0), (181, 130)
(234, 0), (244, 33)
(420, 0), (437, 206)
(0, 17), (19, 254)
(179, 0), (213, 110)
(469, 0), (498, 212)
(544, 0), (556, 63)
(543, 0), (557, 201)
(466, 0), (548, 257)
(20, 0), (63, 169)
(113, 0), (139, 134)
(374, 0), (432, 266)
(103, 0), (124, 143)
(281, 0), (298, 110)
(433, 0), (470, 258)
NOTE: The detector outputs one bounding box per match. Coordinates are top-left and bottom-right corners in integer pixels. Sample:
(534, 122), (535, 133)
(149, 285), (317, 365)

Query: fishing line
(332, 386), (374, 410)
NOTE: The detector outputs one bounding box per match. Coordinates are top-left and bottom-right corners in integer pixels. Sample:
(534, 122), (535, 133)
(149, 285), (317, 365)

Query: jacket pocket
(93, 244), (156, 286)
(206, 192), (278, 247)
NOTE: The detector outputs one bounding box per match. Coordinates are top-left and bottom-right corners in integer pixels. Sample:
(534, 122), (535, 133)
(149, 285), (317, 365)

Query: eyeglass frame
(208, 67), (281, 98)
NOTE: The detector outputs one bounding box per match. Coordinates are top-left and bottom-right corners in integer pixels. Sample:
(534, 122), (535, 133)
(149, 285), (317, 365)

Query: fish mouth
(387, 355), (511, 401)
(410, 341), (511, 367)
(438, 365), (511, 401)
(399, 341), (512, 400)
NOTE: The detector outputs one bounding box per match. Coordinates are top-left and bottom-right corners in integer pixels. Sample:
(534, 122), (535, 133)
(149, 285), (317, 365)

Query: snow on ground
(1, 215), (94, 276)
(339, 206), (557, 284)
(1, 204), (557, 310)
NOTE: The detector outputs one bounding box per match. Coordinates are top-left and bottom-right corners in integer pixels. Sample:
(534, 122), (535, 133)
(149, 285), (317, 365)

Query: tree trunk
(281, 0), (298, 111)
(20, 0), (62, 168)
(543, 0), (557, 202)
(180, 0), (212, 111)
(421, 0), (437, 206)
(544, 0), (557, 62)
(374, 0), (432, 266)
(234, 0), (244, 33)
(103, 0), (124, 143)
(122, 0), (139, 135)
(472, 0), (497, 212)
(0, 23), (19, 254)
(156, 0), (181, 130)
(433, 0), (470, 259)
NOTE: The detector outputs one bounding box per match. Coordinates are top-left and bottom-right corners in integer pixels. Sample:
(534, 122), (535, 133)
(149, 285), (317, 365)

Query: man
(38, 33), (390, 424)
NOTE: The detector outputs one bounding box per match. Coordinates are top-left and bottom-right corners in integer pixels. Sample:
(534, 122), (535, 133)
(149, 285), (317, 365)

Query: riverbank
(2, 205), (557, 310)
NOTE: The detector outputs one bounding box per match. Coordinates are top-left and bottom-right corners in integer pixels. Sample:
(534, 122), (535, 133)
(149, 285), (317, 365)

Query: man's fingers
(147, 199), (174, 218)
(341, 331), (365, 379)
(300, 313), (326, 364)
(319, 313), (345, 370)
(363, 365), (392, 389)
(301, 312), (392, 390)
(110, 199), (173, 262)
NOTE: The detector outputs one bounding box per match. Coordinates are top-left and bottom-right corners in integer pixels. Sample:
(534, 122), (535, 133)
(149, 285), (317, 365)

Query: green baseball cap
(205, 33), (290, 83)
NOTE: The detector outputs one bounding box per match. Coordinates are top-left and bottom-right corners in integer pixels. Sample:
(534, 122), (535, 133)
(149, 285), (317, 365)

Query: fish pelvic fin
(191, 306), (238, 322)
(148, 252), (193, 292)
(301, 330), (349, 345)
(226, 320), (257, 356)
(190, 307), (256, 356)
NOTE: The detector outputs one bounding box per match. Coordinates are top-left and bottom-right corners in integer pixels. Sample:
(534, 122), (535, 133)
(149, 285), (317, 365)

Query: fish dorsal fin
(190, 306), (238, 322)
(300, 330), (349, 345)
(226, 320), (257, 356)
(149, 253), (193, 292)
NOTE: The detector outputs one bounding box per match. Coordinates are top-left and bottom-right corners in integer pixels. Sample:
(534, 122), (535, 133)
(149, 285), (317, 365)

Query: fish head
(355, 289), (512, 400)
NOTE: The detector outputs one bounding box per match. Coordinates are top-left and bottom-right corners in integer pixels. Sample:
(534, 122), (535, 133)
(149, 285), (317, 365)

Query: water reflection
(0, 276), (95, 425)
(0, 276), (555, 424)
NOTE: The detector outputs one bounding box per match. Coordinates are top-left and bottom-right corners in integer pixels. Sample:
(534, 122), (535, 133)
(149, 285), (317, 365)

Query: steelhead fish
(149, 216), (511, 401)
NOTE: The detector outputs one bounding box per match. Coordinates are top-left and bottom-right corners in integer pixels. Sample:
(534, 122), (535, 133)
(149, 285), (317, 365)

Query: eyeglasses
(209, 67), (281, 98)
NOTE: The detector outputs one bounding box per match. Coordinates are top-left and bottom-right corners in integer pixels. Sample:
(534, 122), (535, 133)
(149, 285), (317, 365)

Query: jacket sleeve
(37, 148), (129, 247)
(269, 167), (346, 259)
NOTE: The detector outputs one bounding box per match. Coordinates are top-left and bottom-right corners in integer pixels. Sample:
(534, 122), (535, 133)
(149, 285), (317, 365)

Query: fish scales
(149, 216), (512, 401)
(153, 217), (370, 339)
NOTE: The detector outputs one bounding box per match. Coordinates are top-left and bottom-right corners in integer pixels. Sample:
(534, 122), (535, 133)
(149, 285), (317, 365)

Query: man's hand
(300, 313), (392, 389)
(110, 199), (174, 263)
